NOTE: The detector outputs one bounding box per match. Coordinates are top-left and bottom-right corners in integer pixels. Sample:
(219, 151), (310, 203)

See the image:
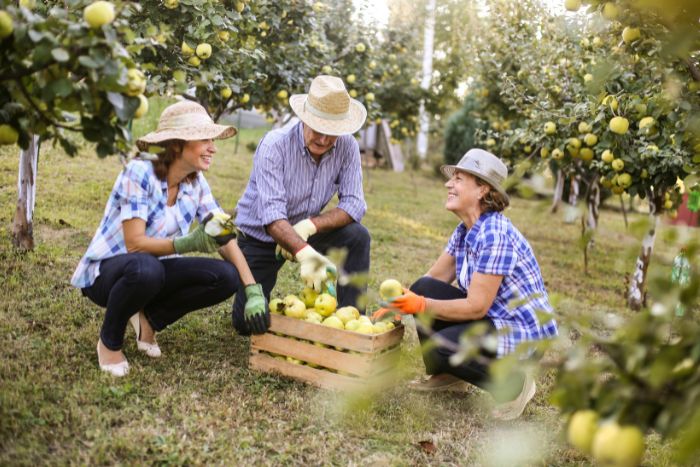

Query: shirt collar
(464, 211), (493, 245)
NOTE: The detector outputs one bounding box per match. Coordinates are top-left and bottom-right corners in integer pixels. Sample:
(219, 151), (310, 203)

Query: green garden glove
(244, 283), (269, 334)
(173, 224), (219, 254)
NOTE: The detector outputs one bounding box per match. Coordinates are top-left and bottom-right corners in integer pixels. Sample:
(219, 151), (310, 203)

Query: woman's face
(180, 139), (216, 172)
(444, 171), (486, 213)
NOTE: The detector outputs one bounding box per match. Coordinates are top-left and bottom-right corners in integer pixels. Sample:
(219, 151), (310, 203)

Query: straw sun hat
(136, 100), (237, 151)
(440, 148), (509, 199)
(289, 75), (367, 136)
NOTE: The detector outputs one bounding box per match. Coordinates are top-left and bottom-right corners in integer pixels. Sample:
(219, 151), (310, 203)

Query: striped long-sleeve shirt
(235, 122), (366, 242)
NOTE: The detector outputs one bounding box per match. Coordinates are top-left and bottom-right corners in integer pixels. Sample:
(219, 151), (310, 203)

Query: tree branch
(687, 59), (700, 82)
(0, 63), (53, 82)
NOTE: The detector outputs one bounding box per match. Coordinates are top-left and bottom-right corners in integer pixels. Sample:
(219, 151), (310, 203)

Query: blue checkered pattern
(71, 160), (223, 288)
(235, 121), (366, 242)
(446, 211), (558, 357)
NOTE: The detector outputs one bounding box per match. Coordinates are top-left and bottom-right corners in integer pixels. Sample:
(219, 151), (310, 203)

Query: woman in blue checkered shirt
(375, 149), (558, 420)
(71, 101), (268, 378)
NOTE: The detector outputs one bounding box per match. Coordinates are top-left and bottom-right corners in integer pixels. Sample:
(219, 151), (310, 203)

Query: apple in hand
(379, 279), (403, 301)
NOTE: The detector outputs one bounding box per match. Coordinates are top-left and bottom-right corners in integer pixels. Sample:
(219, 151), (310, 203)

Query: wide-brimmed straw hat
(440, 148), (509, 199)
(289, 75), (367, 136)
(136, 100), (237, 151)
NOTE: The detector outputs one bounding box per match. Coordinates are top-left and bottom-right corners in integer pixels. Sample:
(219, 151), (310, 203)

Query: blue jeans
(82, 253), (239, 350)
(232, 222), (371, 335)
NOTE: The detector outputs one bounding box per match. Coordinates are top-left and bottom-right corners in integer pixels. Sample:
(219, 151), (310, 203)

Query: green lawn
(0, 128), (685, 465)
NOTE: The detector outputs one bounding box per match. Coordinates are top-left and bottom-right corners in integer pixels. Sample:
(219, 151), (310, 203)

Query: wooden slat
(249, 353), (366, 390)
(267, 314), (404, 353)
(251, 334), (402, 377)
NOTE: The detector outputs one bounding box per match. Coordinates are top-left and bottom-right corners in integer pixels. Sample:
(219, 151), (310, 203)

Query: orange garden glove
(372, 289), (426, 321)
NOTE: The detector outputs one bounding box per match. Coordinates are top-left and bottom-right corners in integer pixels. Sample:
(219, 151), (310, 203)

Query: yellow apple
(276, 89), (288, 100)
(617, 173), (632, 188)
(602, 2), (619, 20)
(622, 27), (641, 44)
(19, 0), (36, 8)
(218, 30), (230, 42)
(0, 124), (19, 145)
(345, 319), (361, 331)
(609, 116), (629, 135)
(133, 94), (149, 118)
(365, 92), (375, 101)
(664, 199), (673, 209)
(379, 279), (403, 301)
(321, 65), (332, 74)
(544, 121), (556, 135)
(269, 298), (285, 314)
(126, 68), (146, 97)
(322, 316), (344, 330)
(312, 2), (325, 13)
(369, 60), (377, 70)
(181, 41), (194, 57)
(349, 89), (358, 98)
(564, 0), (581, 11)
(220, 86), (232, 99)
(240, 93), (250, 104)
(234, 1), (245, 13)
(638, 116), (654, 130)
(286, 356), (302, 365)
(356, 323), (374, 334)
(355, 43), (366, 53)
(372, 322), (388, 333)
(579, 148), (594, 161)
(578, 121), (591, 133)
(567, 410), (599, 454)
(612, 158), (625, 171)
(299, 287), (319, 308)
(163, 0), (179, 9)
(283, 295), (306, 319)
(552, 148), (564, 160)
(315, 293), (337, 317)
(601, 149), (614, 163)
(196, 43), (212, 59)
(602, 95), (618, 111)
(592, 36), (603, 47)
(0, 11), (13, 39)
(188, 56), (201, 67)
(335, 307), (356, 324)
(305, 310), (323, 322)
(584, 133), (598, 146)
(346, 74), (356, 84)
(84, 1), (116, 29)
(568, 137), (581, 149)
(540, 147), (550, 158)
(486, 138), (496, 147)
(592, 423), (645, 467)
(583, 73), (593, 82)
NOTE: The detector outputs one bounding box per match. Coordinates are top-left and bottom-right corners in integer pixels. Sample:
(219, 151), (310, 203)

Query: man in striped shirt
(232, 75), (370, 335)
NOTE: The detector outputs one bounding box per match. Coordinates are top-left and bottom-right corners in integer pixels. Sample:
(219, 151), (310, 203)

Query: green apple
(321, 65), (332, 74)
(544, 121), (556, 135)
(358, 315), (372, 324)
(196, 43), (212, 59)
(609, 116), (629, 135)
(622, 27), (641, 44)
(601, 149), (614, 163)
(611, 158), (624, 172)
(234, 1), (245, 13)
(314, 293), (337, 317)
(602, 2), (618, 20)
(355, 43), (366, 53)
(584, 133), (598, 146)
(218, 30), (230, 42)
(592, 422), (645, 467)
(240, 93), (250, 104)
(305, 310), (323, 323)
(134, 94), (149, 118)
(220, 86), (232, 99)
(269, 298), (285, 314)
(349, 89), (358, 98)
(163, 0), (179, 9)
(322, 316), (344, 330)
(126, 68), (146, 97)
(638, 116), (654, 130)
(617, 173), (632, 188)
(334, 307), (356, 324)
(567, 410), (599, 454)
(551, 148), (564, 160)
(372, 322), (387, 333)
(579, 148), (594, 162)
(0, 124), (19, 145)
(379, 279), (403, 300)
(564, 0), (581, 11)
(276, 89), (288, 100)
(346, 74), (356, 84)
(84, 1), (115, 28)
(0, 11), (13, 39)
(188, 56), (200, 67)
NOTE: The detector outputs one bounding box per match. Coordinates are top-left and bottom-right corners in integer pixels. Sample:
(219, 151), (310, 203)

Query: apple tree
(1, 1), (148, 249)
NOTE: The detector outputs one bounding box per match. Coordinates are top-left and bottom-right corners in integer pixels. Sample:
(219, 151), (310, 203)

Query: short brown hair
(149, 140), (198, 184)
(474, 176), (509, 212)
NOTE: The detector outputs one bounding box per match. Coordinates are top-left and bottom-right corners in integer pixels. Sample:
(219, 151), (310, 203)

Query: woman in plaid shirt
(375, 149), (557, 420)
(72, 101), (268, 377)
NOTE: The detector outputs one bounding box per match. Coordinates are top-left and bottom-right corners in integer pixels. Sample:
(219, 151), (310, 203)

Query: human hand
(202, 212), (237, 246)
(275, 219), (317, 261)
(173, 224), (219, 254)
(295, 245), (337, 292)
(379, 289), (426, 315)
(244, 283), (269, 334)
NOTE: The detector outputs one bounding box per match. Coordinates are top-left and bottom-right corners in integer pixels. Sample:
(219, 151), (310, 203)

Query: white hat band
(304, 99), (350, 121)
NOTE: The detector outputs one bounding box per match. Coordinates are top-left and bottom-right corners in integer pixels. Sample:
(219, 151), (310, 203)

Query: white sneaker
(130, 313), (161, 358)
(491, 372), (536, 420)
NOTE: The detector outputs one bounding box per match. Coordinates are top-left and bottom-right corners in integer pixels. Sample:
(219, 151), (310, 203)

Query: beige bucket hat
(289, 75), (367, 136)
(136, 100), (237, 151)
(440, 148), (509, 199)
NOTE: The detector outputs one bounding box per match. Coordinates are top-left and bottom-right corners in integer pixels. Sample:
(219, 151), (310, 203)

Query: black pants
(411, 276), (525, 401)
(232, 222), (371, 335)
(82, 253), (239, 350)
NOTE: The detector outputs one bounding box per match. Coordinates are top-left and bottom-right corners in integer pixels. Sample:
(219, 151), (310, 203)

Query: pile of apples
(268, 286), (396, 334)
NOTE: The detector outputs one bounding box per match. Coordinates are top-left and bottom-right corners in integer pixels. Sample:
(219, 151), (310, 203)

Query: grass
(0, 122), (689, 465)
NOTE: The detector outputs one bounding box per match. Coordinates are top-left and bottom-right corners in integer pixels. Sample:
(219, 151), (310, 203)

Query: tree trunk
(551, 169), (564, 214)
(12, 134), (40, 251)
(416, 0), (435, 160)
(586, 178), (600, 231)
(628, 197), (660, 310)
(568, 174), (580, 206)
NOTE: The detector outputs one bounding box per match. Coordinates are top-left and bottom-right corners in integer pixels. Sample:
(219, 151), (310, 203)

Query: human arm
(273, 208), (353, 260)
(425, 251), (457, 284)
(123, 218), (177, 255)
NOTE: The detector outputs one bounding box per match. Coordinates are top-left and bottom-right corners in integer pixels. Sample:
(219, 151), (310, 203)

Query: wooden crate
(249, 314), (404, 390)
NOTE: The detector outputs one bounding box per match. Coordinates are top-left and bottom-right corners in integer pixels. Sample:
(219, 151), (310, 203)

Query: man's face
(302, 123), (338, 157)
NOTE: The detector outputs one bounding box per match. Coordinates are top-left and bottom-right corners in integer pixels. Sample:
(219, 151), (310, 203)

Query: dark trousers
(232, 222), (371, 335)
(82, 253), (239, 351)
(411, 276), (525, 401)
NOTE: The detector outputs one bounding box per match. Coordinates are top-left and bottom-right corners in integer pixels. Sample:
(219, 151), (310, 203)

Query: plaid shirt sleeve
(117, 162), (151, 222)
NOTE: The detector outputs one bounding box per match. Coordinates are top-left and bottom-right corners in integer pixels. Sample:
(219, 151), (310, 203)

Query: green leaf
(78, 55), (99, 69)
(44, 79), (73, 99)
(51, 48), (70, 63)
